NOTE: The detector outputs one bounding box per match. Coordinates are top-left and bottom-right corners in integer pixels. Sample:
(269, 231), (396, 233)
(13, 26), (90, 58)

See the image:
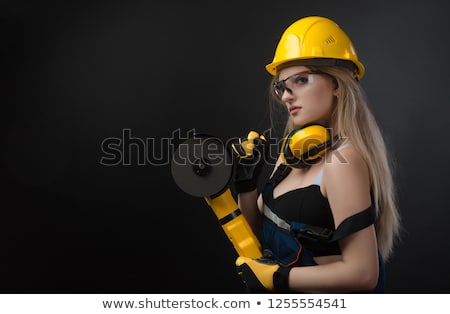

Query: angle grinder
(171, 134), (262, 258)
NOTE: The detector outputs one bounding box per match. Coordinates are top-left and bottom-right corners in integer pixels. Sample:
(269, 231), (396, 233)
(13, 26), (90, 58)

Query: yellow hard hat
(266, 16), (365, 80)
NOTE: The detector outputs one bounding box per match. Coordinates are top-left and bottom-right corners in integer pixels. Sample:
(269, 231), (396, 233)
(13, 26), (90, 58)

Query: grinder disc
(171, 135), (234, 197)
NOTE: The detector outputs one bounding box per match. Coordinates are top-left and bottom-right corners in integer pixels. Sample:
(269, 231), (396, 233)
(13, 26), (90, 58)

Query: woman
(233, 16), (401, 293)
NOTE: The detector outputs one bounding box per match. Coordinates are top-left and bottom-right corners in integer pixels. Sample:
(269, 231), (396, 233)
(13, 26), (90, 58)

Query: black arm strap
(291, 205), (376, 243)
(329, 204), (376, 242)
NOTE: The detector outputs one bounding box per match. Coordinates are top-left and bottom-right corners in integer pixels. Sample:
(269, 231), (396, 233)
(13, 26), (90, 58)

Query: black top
(262, 164), (342, 256)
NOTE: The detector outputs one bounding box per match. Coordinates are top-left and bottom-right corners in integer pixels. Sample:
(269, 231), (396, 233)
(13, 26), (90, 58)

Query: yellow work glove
(235, 254), (291, 293)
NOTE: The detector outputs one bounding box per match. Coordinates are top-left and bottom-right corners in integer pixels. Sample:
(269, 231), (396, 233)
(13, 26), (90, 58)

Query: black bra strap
(268, 163), (291, 187)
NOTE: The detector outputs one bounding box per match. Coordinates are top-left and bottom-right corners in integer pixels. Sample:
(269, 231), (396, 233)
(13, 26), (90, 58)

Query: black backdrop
(2, 0), (449, 293)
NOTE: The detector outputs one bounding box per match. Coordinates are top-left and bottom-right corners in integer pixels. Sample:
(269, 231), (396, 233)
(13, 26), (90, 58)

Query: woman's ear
(333, 88), (340, 97)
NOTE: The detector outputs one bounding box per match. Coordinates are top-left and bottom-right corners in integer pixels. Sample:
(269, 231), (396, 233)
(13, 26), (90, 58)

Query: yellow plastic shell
(205, 189), (262, 258)
(281, 125), (331, 165)
(266, 16), (365, 80)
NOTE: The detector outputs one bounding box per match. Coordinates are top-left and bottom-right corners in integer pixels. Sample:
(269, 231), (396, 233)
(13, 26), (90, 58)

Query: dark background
(1, 0), (449, 293)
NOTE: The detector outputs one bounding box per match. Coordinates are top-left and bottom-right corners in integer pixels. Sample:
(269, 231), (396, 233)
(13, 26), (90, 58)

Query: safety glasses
(273, 70), (327, 99)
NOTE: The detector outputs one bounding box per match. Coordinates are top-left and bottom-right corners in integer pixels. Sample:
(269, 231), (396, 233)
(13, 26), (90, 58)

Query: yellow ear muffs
(280, 124), (337, 168)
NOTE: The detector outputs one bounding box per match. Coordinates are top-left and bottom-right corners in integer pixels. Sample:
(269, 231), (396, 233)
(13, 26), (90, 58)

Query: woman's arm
(237, 155), (281, 237)
(288, 147), (379, 293)
(237, 190), (262, 236)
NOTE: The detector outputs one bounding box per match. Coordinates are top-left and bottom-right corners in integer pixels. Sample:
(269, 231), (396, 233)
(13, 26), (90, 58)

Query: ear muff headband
(280, 125), (338, 168)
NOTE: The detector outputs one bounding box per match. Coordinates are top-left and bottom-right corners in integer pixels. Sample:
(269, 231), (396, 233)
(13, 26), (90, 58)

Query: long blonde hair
(269, 66), (401, 261)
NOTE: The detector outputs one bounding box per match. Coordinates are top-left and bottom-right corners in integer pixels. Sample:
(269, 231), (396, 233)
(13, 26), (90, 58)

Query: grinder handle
(205, 189), (263, 258)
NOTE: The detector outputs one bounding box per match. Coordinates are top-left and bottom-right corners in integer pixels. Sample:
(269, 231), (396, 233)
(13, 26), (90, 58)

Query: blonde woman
(233, 16), (401, 293)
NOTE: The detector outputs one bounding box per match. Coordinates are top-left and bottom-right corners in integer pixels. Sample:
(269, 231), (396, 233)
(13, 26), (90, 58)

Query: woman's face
(276, 66), (338, 128)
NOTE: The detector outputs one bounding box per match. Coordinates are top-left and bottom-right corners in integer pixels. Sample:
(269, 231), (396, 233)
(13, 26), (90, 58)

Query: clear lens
(273, 70), (325, 99)
(273, 81), (285, 98)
